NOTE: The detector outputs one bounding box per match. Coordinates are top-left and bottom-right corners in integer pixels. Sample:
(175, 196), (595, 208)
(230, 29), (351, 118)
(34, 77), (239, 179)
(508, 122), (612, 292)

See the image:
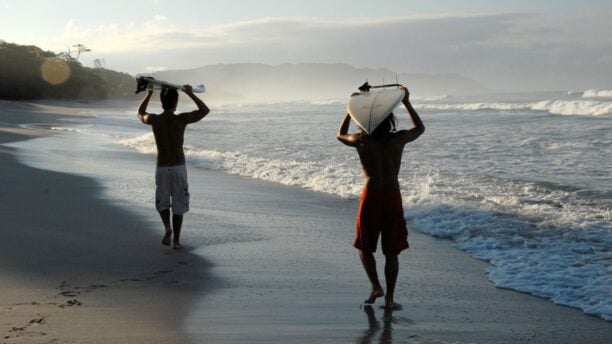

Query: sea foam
(119, 133), (363, 198)
(582, 89), (612, 98)
(407, 177), (612, 321)
(531, 100), (612, 116)
(415, 102), (532, 111)
(415, 100), (612, 116)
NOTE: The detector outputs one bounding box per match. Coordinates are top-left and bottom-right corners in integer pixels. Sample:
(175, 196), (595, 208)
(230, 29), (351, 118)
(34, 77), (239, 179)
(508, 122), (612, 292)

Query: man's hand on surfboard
(182, 84), (193, 94)
(400, 86), (410, 104)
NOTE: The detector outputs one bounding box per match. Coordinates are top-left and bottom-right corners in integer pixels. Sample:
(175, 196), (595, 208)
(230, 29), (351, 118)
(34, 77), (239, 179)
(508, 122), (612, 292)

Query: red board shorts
(354, 188), (409, 256)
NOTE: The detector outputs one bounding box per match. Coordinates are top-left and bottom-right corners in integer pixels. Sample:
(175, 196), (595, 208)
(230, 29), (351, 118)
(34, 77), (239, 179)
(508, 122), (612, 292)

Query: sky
(2, 0), (612, 91)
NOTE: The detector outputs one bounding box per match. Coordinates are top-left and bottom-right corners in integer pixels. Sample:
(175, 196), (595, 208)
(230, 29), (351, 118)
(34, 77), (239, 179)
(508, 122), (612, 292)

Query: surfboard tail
(347, 87), (405, 134)
(191, 84), (206, 93)
(135, 76), (155, 94)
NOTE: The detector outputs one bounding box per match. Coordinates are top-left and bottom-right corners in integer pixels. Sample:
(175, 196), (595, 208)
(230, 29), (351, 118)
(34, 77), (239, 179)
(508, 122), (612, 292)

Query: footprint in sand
(66, 299), (82, 306)
(58, 299), (82, 308)
(143, 270), (173, 281)
(57, 290), (80, 297)
(82, 284), (108, 292)
(28, 315), (47, 325)
(8, 314), (49, 340)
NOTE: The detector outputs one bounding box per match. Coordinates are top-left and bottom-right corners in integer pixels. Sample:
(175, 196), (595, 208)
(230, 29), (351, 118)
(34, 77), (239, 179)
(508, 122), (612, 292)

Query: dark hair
(369, 113), (397, 138)
(160, 87), (179, 111)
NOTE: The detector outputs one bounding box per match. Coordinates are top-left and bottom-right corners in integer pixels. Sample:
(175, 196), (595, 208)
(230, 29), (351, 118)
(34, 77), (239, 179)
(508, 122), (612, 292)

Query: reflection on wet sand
(356, 305), (403, 344)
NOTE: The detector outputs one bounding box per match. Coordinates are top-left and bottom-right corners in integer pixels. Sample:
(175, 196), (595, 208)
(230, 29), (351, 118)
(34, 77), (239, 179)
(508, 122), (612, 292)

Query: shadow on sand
(0, 122), (220, 338)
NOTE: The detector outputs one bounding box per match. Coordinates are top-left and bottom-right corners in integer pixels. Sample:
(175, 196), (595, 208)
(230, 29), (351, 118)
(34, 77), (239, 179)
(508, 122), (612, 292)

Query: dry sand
(0, 100), (610, 343)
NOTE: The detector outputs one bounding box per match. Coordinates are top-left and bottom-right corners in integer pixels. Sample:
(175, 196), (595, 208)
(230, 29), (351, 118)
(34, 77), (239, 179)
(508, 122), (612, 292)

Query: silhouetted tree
(57, 46), (73, 60)
(93, 58), (105, 69)
(72, 44), (91, 61)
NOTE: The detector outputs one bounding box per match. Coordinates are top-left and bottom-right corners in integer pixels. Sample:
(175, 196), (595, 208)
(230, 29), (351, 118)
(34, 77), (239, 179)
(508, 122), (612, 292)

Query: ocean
(9, 89), (612, 321)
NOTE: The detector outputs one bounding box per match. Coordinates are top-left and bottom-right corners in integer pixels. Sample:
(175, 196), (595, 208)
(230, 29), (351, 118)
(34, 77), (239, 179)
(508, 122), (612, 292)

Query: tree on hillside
(57, 46), (73, 60)
(94, 58), (106, 69)
(73, 44), (91, 61)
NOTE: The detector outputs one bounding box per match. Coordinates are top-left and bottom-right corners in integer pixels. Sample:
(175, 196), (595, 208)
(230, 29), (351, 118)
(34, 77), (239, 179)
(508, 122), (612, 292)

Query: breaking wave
(416, 100), (612, 116)
(581, 89), (612, 98)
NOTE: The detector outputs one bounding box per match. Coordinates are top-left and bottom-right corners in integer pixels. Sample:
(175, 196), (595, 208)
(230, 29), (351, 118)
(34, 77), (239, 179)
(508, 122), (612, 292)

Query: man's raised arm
(396, 86), (425, 143)
(137, 86), (154, 124)
(337, 113), (360, 147)
(181, 85), (210, 124)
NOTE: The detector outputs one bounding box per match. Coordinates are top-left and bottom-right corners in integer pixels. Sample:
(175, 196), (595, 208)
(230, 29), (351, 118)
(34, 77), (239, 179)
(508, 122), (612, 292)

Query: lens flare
(41, 58), (71, 85)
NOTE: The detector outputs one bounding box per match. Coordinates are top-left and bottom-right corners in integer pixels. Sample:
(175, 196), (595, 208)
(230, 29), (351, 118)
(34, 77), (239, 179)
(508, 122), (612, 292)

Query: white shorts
(155, 165), (190, 215)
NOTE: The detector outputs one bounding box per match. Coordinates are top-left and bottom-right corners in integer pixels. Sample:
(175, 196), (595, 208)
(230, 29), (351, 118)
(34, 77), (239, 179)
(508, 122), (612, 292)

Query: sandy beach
(0, 101), (213, 343)
(1, 100), (610, 343)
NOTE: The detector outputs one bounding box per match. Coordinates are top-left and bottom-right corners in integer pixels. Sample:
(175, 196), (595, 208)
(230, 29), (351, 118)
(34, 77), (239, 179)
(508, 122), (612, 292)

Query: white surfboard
(135, 76), (206, 94)
(347, 86), (405, 134)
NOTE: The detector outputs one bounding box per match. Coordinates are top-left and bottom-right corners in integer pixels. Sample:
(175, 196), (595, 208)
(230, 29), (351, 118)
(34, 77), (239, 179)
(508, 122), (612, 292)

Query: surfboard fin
(358, 81), (371, 92)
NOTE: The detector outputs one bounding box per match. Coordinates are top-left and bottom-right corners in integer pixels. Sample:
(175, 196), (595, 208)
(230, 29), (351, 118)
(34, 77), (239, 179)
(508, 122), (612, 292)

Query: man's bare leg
(359, 251), (384, 304)
(383, 254), (400, 309)
(172, 214), (183, 249)
(159, 209), (172, 246)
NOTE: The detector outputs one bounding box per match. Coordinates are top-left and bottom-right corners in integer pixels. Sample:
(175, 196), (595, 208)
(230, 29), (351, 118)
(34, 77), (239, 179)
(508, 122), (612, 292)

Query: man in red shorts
(337, 86), (425, 309)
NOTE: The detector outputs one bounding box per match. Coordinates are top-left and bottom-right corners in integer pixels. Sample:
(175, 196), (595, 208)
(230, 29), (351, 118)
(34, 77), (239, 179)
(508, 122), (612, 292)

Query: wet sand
(0, 101), (213, 343)
(181, 168), (612, 343)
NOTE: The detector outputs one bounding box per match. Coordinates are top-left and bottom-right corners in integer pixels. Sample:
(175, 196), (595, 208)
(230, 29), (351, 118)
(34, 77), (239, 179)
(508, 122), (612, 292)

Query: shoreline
(0, 100), (215, 343)
(1, 100), (610, 343)
(180, 168), (612, 343)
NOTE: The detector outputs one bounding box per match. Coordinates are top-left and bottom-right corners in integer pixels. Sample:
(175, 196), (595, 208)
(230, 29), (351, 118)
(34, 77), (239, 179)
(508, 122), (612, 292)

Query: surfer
(137, 84), (210, 249)
(336, 86), (424, 309)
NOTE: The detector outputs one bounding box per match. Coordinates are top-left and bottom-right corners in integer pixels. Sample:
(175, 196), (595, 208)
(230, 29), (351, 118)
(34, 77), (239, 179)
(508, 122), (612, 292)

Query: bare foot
(172, 242), (183, 250)
(162, 229), (172, 246)
(364, 288), (384, 304)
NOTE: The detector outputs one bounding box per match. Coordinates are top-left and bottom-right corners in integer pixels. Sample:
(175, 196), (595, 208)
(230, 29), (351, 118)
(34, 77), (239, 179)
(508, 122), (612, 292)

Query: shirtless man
(337, 86), (424, 308)
(137, 85), (210, 249)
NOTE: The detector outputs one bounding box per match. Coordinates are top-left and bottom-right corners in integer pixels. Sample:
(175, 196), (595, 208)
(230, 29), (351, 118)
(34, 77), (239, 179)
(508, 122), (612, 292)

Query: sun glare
(41, 58), (71, 85)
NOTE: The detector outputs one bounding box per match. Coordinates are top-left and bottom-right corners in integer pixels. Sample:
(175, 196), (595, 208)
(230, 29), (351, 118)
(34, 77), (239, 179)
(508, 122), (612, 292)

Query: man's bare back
(149, 112), (189, 166)
(337, 87), (424, 189)
(354, 134), (406, 190)
(138, 85), (209, 167)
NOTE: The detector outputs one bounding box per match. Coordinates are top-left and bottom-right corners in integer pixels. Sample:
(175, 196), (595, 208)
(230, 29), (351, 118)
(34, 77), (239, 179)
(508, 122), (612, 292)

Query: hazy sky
(2, 0), (612, 91)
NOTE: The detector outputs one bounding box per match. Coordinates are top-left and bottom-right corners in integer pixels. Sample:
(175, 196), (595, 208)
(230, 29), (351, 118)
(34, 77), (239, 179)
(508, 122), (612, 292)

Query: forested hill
(0, 41), (135, 101)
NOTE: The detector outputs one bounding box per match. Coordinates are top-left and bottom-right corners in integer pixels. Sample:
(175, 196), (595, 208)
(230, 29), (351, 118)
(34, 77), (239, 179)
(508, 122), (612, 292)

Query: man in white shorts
(137, 84), (210, 249)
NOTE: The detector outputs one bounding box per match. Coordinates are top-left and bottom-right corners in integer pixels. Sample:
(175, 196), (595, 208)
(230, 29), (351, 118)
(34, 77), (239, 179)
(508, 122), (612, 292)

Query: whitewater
(53, 90), (611, 321)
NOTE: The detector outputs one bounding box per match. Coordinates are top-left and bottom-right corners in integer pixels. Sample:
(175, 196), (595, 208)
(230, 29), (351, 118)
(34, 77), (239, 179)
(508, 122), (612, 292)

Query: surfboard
(135, 76), (206, 94)
(347, 83), (405, 134)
